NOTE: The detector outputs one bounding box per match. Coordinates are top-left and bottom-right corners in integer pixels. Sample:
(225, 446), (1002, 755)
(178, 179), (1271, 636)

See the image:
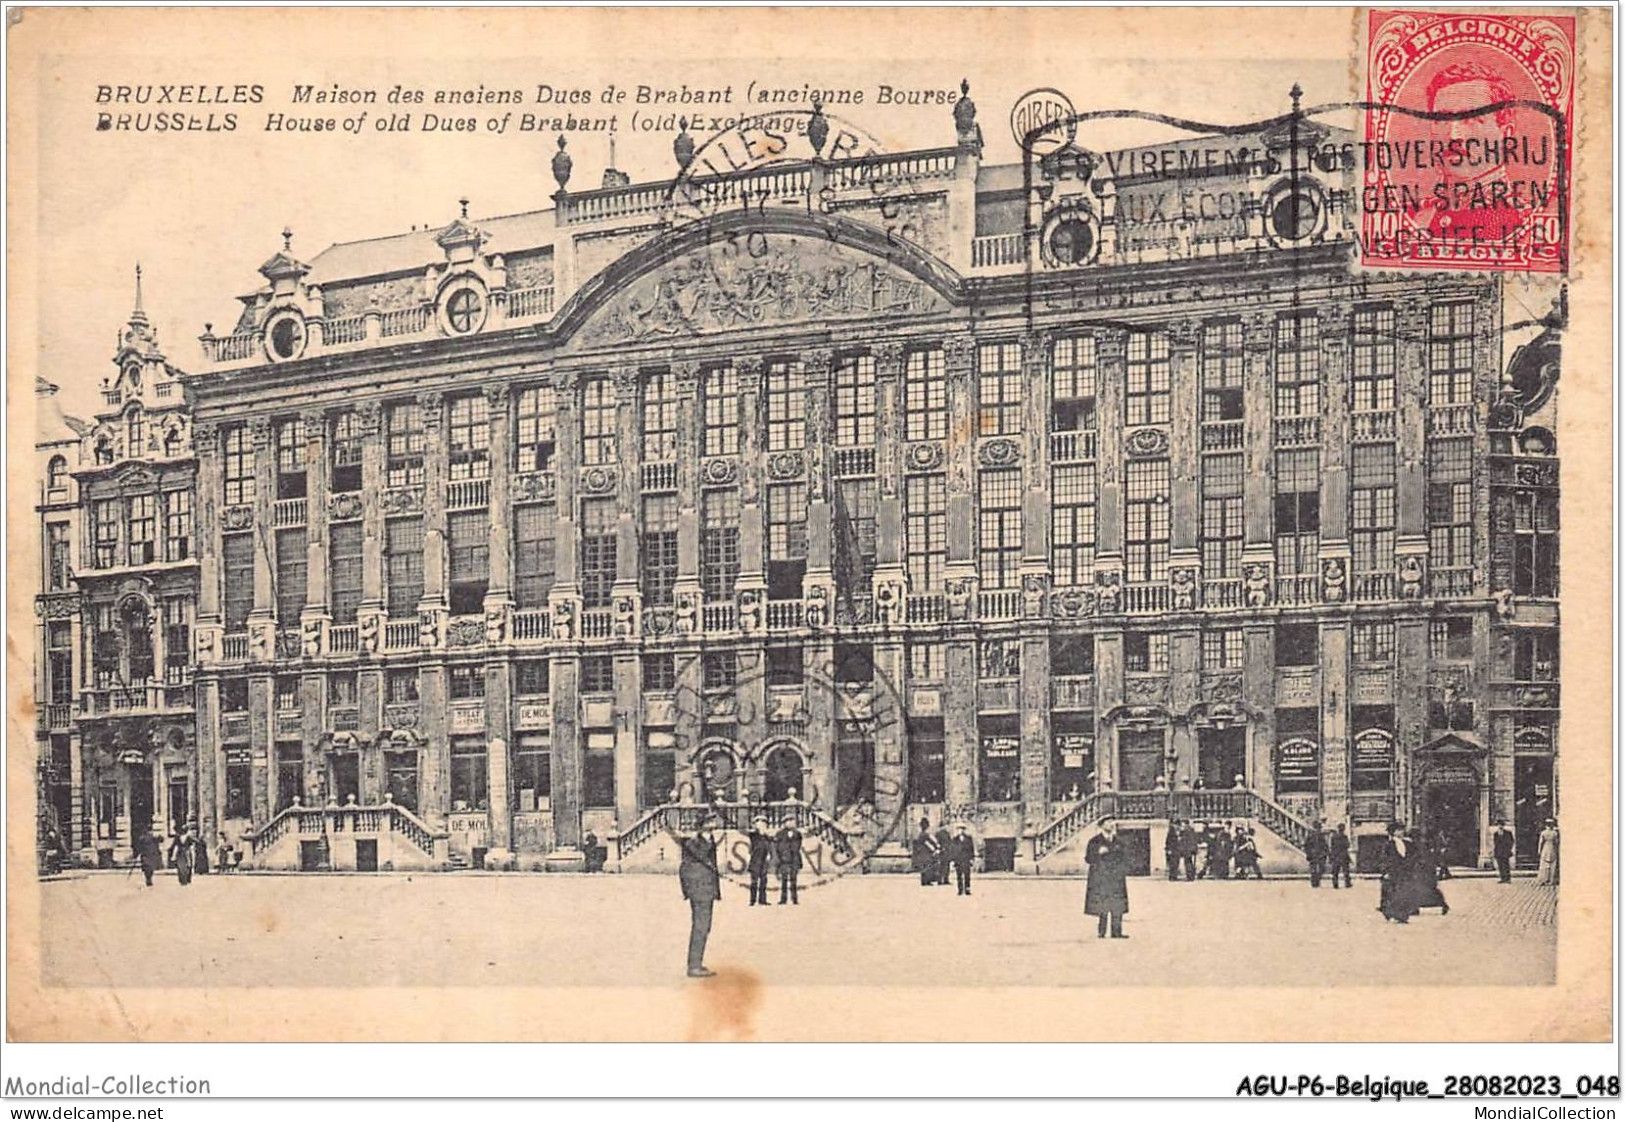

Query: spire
(129, 262), (148, 327)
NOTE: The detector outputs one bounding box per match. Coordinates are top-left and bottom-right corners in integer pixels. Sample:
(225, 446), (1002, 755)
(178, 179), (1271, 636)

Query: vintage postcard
(5, 6), (1613, 1050)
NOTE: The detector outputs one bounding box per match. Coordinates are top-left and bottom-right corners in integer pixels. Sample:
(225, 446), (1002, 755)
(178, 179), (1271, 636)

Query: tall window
(1201, 321), (1244, 422)
(834, 479), (877, 592)
(275, 528), (307, 623)
(387, 668), (420, 703)
(581, 377), (617, 465)
(904, 348), (947, 441)
(222, 424), (254, 505)
(127, 406), (145, 457)
(1352, 620), (1395, 664)
(330, 410), (362, 493)
(513, 505), (556, 609)
(1429, 302), (1475, 405)
(579, 498), (616, 609)
(1429, 618), (1473, 662)
(766, 483), (808, 600)
(834, 354), (876, 445)
(1274, 313), (1320, 417)
(1051, 463), (1096, 587)
(1512, 490), (1559, 597)
(126, 494), (156, 566)
(1427, 439), (1473, 572)
(329, 522), (363, 624)
(765, 360), (806, 451)
(642, 494), (680, 606)
(1202, 628), (1243, 670)
(91, 499), (118, 568)
(701, 489), (740, 603)
(47, 621), (72, 703)
(163, 599), (188, 683)
(641, 371), (678, 462)
(91, 603), (118, 689)
(702, 365), (739, 457)
(978, 467), (1021, 589)
(1125, 331), (1171, 426)
(1201, 454), (1244, 579)
(47, 455), (67, 491)
(449, 665), (485, 700)
(450, 739), (488, 811)
(448, 509), (489, 615)
(447, 394), (490, 480)
(1351, 444), (1396, 582)
(275, 417), (306, 499)
(977, 341), (1023, 436)
(46, 523), (70, 589)
(163, 489), (191, 562)
(1275, 449), (1321, 584)
(385, 518), (424, 618)
(386, 403), (425, 488)
(1125, 458), (1171, 583)
(516, 384), (558, 471)
(222, 533), (255, 632)
(905, 474), (946, 592)
(1125, 632), (1170, 674)
(1051, 336), (1097, 432)
(1351, 306), (1397, 413)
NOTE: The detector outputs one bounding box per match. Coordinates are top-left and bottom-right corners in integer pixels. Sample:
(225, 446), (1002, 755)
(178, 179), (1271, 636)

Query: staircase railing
(615, 801), (856, 860)
(244, 803), (449, 865)
(1242, 790), (1317, 851)
(1031, 788), (1317, 862)
(1030, 793), (1110, 861)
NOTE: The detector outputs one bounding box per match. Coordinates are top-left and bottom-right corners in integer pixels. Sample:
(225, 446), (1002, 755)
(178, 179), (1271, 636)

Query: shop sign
(1276, 737), (1320, 792)
(981, 735), (1019, 760)
(1353, 728), (1395, 770)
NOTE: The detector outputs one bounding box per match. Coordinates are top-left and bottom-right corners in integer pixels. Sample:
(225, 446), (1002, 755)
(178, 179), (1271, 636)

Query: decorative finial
(282, 227), (293, 252)
(674, 116), (695, 170)
(608, 120), (617, 172)
(1290, 83), (1303, 114)
(459, 196), (469, 219)
(807, 97), (828, 158)
(954, 79), (981, 155)
(129, 262), (148, 326)
(551, 133), (573, 192)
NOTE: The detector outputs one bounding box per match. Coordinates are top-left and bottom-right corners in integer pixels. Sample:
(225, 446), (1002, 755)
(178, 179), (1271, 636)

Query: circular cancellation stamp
(1361, 9), (1576, 273)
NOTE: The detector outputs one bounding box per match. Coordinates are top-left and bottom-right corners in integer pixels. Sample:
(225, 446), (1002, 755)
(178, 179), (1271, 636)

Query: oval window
(445, 288), (486, 335)
(268, 316), (306, 361)
(1047, 218), (1094, 266)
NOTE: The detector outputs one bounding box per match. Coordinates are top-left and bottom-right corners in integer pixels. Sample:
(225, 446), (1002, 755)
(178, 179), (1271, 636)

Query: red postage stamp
(1361, 10), (1575, 273)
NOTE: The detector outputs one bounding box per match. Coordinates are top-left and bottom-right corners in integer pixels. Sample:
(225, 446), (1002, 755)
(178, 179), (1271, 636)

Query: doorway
(1421, 782), (1480, 867)
(168, 777), (190, 833)
(331, 754), (360, 805)
(764, 745), (804, 802)
(1513, 756), (1554, 868)
(1198, 727), (1247, 789)
(355, 838), (378, 872)
(1117, 729), (1165, 791)
(128, 762), (154, 838)
(385, 750), (419, 811)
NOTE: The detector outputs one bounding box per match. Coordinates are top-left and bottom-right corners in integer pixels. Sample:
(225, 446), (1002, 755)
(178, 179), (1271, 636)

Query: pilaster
(1242, 311), (1275, 545)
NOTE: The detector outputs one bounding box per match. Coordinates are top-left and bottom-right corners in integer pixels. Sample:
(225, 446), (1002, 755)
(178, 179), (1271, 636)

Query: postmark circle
(1011, 86), (1078, 155)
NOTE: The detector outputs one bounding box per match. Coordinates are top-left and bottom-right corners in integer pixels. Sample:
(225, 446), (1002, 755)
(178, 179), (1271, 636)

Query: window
(275, 741), (305, 811)
(905, 474), (946, 592)
(835, 643), (874, 684)
(1352, 620), (1395, 664)
(1427, 439), (1473, 571)
(1351, 445), (1396, 582)
(446, 287), (485, 334)
(641, 494), (680, 607)
(127, 406), (145, 457)
(1125, 459), (1171, 583)
(447, 394), (490, 481)
(978, 467), (1021, 590)
(1429, 302), (1474, 405)
(583, 731), (616, 809)
(766, 483), (807, 600)
(703, 650), (737, 690)
(908, 641), (945, 681)
(1351, 306), (1397, 414)
(581, 655), (615, 694)
(641, 371), (678, 462)
(1511, 630), (1558, 681)
(225, 760), (252, 819)
(1350, 707), (1395, 791)
(702, 365), (739, 457)
(1201, 455), (1244, 580)
(94, 435), (113, 465)
(908, 717), (947, 803)
(515, 735), (551, 809)
(641, 653), (675, 692)
(275, 676), (300, 711)
(1275, 623), (1319, 667)
(1429, 682), (1476, 731)
(1052, 463), (1096, 587)
(47, 621), (73, 703)
(1274, 708), (1321, 795)
(1051, 336), (1098, 430)
(977, 341), (1023, 436)
(978, 717), (1021, 802)
(125, 494), (156, 566)
(386, 403), (425, 488)
(979, 638), (1020, 679)
(223, 533), (254, 632)
(1273, 313), (1320, 418)
(1429, 618), (1473, 662)
(516, 384), (558, 472)
(1201, 321), (1244, 422)
(387, 668), (419, 703)
(1125, 632), (1169, 674)
(579, 498), (616, 610)
(1125, 331), (1171, 426)
(385, 518), (424, 618)
(163, 489), (191, 562)
(904, 348), (947, 441)
(765, 360), (806, 451)
(834, 478), (876, 593)
(330, 410), (362, 493)
(1275, 449), (1320, 584)
(1202, 628), (1243, 670)
(701, 489), (740, 603)
(91, 604), (118, 689)
(162, 425), (182, 458)
(581, 377), (617, 466)
(223, 424), (254, 505)
(513, 505), (556, 610)
(46, 523), (70, 589)
(91, 499), (119, 568)
(834, 354), (877, 446)
(275, 418), (306, 499)
(1052, 633), (1095, 676)
(122, 599), (154, 684)
(46, 455), (67, 492)
(1051, 715), (1096, 799)
(449, 664), (485, 700)
(837, 721), (876, 807)
(329, 522), (363, 624)
(1512, 490), (1559, 596)
(767, 645), (803, 687)
(450, 738), (488, 810)
(221, 677), (250, 712)
(516, 659), (550, 696)
(275, 529), (307, 624)
(448, 510), (490, 616)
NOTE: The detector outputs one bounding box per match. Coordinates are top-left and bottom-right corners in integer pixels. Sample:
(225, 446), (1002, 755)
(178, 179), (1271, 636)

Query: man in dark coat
(134, 829), (162, 887)
(948, 824), (976, 896)
(934, 823), (953, 885)
(1304, 820), (1329, 888)
(911, 817), (941, 887)
(1327, 823), (1352, 888)
(1084, 818), (1130, 938)
(773, 819), (803, 905)
(1164, 820), (1185, 881)
(1492, 820), (1516, 883)
(167, 830), (196, 886)
(1207, 822), (1233, 880)
(746, 816), (772, 905)
(1408, 828), (1449, 914)
(678, 815), (723, 977)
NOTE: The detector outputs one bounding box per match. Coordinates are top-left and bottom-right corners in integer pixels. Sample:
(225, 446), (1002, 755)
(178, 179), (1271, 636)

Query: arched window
(162, 425), (182, 459)
(127, 407), (145, 457)
(94, 436), (113, 465)
(46, 455), (67, 491)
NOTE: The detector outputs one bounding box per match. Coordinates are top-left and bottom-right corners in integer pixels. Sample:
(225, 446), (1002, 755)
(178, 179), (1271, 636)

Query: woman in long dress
(1379, 825), (1419, 923)
(1536, 819), (1560, 885)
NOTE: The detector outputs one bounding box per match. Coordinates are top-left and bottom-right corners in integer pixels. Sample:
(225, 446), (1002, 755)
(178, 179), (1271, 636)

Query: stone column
(1394, 617), (1429, 825)
(192, 424), (224, 841)
(248, 674), (272, 822)
(1019, 634), (1050, 834)
(301, 670), (327, 803)
(1321, 619), (1350, 825)
(613, 652), (643, 832)
(1394, 303), (1429, 539)
(1095, 632), (1123, 789)
(547, 655), (583, 867)
(485, 384), (515, 601)
(545, 370), (584, 866)
(250, 416), (275, 616)
(1169, 629), (1200, 785)
(871, 637), (908, 863)
(418, 392), (448, 822)
(1168, 319), (1201, 552)
(1319, 303), (1352, 542)
(485, 661), (513, 858)
(1095, 331), (1126, 560)
(943, 335), (976, 568)
(1242, 312), (1275, 547)
(358, 402), (386, 612)
(1243, 624), (1275, 796)
(943, 637), (977, 811)
(799, 352), (836, 811)
(302, 408), (330, 610)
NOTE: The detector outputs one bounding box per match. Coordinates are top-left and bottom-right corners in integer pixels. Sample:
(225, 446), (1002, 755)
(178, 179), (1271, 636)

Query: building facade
(38, 90), (1561, 873)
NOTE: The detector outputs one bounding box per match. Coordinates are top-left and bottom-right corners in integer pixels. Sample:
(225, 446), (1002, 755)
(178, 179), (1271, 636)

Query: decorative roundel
(264, 310), (309, 362)
(123, 361), (143, 390)
(1041, 203), (1099, 268)
(439, 280), (489, 336)
(1263, 179), (1327, 246)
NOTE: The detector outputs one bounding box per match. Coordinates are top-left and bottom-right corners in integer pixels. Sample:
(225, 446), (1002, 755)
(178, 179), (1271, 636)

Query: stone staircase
(1029, 788), (1318, 869)
(244, 802), (450, 871)
(616, 801), (858, 864)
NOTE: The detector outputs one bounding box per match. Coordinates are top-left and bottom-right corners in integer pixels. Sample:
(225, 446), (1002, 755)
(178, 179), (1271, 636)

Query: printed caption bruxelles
(94, 83), (263, 133)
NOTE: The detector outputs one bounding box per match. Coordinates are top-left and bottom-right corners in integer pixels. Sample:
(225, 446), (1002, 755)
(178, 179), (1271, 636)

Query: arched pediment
(556, 210), (963, 348)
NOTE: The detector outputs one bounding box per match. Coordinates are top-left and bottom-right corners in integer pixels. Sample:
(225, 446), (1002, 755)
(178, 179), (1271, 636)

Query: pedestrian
(190, 825), (209, 875)
(1433, 828), (1452, 880)
(1406, 828), (1449, 915)
(911, 817), (941, 887)
(1327, 823), (1352, 889)
(948, 823), (976, 896)
(1491, 820), (1516, 883)
(933, 821), (953, 886)
(1379, 824), (1419, 923)
(583, 831), (602, 873)
(134, 829), (162, 887)
(1084, 818), (1131, 939)
(1178, 819), (1198, 881)
(746, 816), (772, 906)
(678, 813), (723, 977)
(1164, 819), (1184, 881)
(216, 832), (235, 874)
(1234, 828), (1263, 880)
(1536, 818), (1560, 885)
(1304, 819), (1328, 887)
(774, 818), (803, 905)
(1208, 821), (1233, 879)
(167, 829), (196, 887)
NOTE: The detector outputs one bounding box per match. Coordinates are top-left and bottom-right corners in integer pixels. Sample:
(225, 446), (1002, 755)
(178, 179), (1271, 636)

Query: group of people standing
(132, 824), (211, 887)
(910, 819), (979, 896)
(1376, 823), (1451, 923)
(745, 816), (805, 906)
(1162, 819), (1266, 881)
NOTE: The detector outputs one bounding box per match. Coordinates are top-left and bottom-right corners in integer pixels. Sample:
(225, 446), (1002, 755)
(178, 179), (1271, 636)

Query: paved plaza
(40, 869), (1555, 989)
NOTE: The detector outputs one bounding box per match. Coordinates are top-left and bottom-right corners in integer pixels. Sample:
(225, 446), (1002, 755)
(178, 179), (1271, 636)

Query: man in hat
(1164, 818), (1185, 882)
(948, 823), (976, 896)
(678, 813), (723, 977)
(1084, 817), (1131, 938)
(773, 816), (804, 905)
(746, 815), (772, 905)
(1327, 822), (1352, 889)
(933, 820), (954, 886)
(133, 828), (162, 887)
(911, 817), (942, 887)
(1304, 819), (1328, 888)
(1491, 820), (1516, 883)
